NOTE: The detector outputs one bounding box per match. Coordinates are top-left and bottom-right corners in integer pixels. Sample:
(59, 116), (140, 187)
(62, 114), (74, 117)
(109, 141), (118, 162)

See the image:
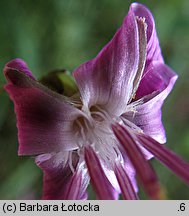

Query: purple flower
(3, 3), (189, 199)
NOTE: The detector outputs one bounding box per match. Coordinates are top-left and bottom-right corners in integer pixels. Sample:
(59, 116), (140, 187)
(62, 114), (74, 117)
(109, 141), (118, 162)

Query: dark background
(0, 0), (189, 199)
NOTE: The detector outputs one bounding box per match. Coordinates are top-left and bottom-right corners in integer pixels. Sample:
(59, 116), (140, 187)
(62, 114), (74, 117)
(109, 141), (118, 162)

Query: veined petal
(131, 3), (164, 64)
(73, 6), (147, 116)
(112, 123), (164, 199)
(114, 162), (139, 200)
(4, 59), (82, 155)
(137, 62), (178, 99)
(131, 16), (147, 99)
(36, 153), (89, 200)
(138, 134), (189, 186)
(84, 146), (118, 200)
(131, 3), (174, 100)
(122, 156), (138, 192)
(124, 62), (178, 143)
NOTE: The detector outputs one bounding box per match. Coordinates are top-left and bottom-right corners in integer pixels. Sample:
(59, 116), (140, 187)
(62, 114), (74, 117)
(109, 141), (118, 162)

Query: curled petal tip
(4, 58), (35, 81)
(131, 2), (164, 63)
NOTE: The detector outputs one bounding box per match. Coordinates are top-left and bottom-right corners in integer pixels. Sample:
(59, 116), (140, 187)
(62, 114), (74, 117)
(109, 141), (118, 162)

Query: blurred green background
(0, 0), (189, 199)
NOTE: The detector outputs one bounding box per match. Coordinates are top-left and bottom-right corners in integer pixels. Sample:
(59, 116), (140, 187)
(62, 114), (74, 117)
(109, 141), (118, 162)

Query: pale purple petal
(4, 60), (82, 155)
(112, 123), (163, 199)
(100, 162), (121, 194)
(131, 3), (164, 64)
(84, 146), (118, 200)
(138, 134), (189, 186)
(74, 6), (147, 116)
(131, 16), (147, 98)
(124, 62), (178, 143)
(122, 154), (138, 192)
(36, 153), (89, 200)
(114, 162), (139, 200)
(131, 3), (173, 100)
(137, 62), (178, 99)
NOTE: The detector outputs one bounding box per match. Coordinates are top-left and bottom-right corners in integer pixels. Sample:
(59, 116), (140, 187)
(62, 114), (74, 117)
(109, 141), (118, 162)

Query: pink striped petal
(112, 123), (163, 199)
(136, 62), (178, 101)
(84, 146), (118, 200)
(124, 62), (178, 144)
(74, 6), (147, 116)
(4, 59), (82, 155)
(131, 4), (178, 100)
(131, 3), (164, 64)
(138, 134), (189, 186)
(36, 153), (89, 200)
(114, 162), (139, 200)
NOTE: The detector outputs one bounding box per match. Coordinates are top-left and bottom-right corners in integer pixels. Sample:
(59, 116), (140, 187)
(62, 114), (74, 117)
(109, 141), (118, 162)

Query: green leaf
(40, 69), (78, 97)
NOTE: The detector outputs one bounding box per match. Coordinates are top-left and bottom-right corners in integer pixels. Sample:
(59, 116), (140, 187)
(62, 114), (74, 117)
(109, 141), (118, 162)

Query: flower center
(72, 105), (120, 165)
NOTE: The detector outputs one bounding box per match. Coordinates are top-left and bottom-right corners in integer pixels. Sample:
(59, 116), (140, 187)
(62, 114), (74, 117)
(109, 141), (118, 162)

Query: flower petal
(138, 134), (189, 186)
(36, 153), (89, 200)
(112, 123), (164, 199)
(4, 58), (35, 80)
(124, 62), (178, 143)
(122, 155), (138, 192)
(84, 146), (118, 200)
(73, 6), (147, 116)
(131, 3), (164, 64)
(114, 162), (139, 200)
(131, 3), (174, 100)
(4, 59), (82, 155)
(131, 16), (147, 99)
